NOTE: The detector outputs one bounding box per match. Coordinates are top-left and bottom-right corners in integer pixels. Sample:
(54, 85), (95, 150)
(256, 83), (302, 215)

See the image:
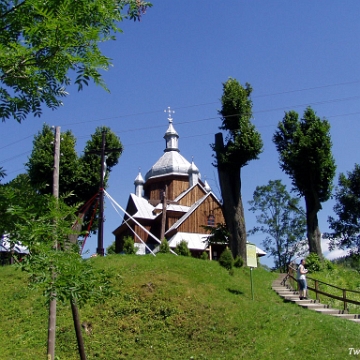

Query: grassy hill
(1, 254), (360, 360)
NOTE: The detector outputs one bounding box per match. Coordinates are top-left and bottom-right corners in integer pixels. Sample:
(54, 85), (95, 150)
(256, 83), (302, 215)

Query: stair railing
(287, 264), (360, 312)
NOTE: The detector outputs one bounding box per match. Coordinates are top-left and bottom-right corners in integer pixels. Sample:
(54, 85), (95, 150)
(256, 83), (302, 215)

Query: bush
(234, 256), (244, 268)
(219, 248), (233, 270)
(305, 253), (322, 273)
(106, 241), (116, 255)
(159, 238), (170, 253)
(200, 251), (209, 260)
(123, 236), (137, 255)
(175, 240), (191, 256)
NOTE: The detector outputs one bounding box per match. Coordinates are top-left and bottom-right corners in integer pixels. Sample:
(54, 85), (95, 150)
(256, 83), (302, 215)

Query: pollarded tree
(0, 0), (151, 122)
(327, 164), (360, 254)
(273, 107), (336, 258)
(248, 179), (307, 272)
(212, 78), (263, 262)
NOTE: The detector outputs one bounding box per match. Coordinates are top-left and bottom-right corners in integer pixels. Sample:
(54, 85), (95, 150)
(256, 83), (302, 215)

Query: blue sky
(1, 1), (360, 267)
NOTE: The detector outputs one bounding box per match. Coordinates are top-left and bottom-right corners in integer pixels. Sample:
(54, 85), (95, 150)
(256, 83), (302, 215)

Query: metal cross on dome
(164, 106), (175, 122)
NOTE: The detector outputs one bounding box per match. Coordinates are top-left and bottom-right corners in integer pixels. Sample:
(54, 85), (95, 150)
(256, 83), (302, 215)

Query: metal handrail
(287, 265), (360, 311)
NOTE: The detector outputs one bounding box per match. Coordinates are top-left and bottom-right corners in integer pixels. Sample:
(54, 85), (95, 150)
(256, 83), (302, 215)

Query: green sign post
(246, 243), (257, 300)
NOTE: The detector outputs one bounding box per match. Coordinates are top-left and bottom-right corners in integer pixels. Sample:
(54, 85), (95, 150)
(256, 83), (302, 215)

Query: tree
(212, 78), (263, 262)
(0, 0), (151, 122)
(248, 179), (307, 272)
(25, 124), (123, 232)
(273, 107), (336, 258)
(5, 191), (111, 359)
(327, 164), (360, 254)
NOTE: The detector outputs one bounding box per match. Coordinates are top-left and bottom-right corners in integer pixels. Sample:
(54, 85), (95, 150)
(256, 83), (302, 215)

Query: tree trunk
(71, 298), (87, 360)
(47, 298), (56, 360)
(215, 133), (247, 263)
(304, 193), (323, 258)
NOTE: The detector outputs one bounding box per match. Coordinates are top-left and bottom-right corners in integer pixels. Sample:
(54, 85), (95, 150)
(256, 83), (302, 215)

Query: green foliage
(202, 222), (229, 246)
(234, 256), (244, 268)
(159, 238), (170, 253)
(212, 78), (263, 169)
(219, 248), (234, 270)
(106, 241), (116, 255)
(0, 0), (152, 122)
(327, 164), (360, 253)
(305, 253), (322, 273)
(200, 251), (209, 260)
(24, 124), (123, 233)
(175, 240), (191, 256)
(123, 236), (137, 255)
(5, 192), (111, 307)
(0, 166), (6, 181)
(273, 107), (336, 202)
(248, 179), (307, 272)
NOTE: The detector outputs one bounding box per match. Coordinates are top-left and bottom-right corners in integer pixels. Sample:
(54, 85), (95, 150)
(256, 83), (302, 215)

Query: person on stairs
(297, 259), (308, 300)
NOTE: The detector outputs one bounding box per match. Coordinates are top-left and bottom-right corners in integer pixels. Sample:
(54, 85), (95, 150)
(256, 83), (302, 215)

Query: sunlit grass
(1, 255), (360, 359)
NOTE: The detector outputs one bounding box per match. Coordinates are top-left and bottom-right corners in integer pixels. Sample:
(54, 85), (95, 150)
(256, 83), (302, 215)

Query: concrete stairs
(272, 273), (360, 323)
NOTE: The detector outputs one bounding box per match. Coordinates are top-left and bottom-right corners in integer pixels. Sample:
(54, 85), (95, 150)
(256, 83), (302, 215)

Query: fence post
(343, 289), (347, 312)
(315, 280), (319, 302)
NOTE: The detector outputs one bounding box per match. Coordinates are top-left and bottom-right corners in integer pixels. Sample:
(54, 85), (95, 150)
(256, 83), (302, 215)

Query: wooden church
(113, 109), (226, 259)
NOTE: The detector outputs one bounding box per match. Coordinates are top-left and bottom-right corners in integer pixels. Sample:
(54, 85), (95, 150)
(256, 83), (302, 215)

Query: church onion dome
(134, 171), (145, 185)
(204, 179), (211, 192)
(188, 160), (200, 175)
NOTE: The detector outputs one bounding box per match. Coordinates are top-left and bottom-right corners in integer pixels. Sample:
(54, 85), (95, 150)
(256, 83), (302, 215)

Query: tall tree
(212, 78), (263, 262)
(25, 124), (123, 231)
(327, 164), (360, 254)
(273, 107), (336, 258)
(248, 179), (307, 272)
(0, 0), (151, 122)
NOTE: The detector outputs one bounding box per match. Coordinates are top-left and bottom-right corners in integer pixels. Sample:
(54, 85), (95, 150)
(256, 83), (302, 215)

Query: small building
(113, 110), (225, 259)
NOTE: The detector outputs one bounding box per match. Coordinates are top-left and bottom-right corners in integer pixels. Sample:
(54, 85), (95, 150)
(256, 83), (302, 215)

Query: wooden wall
(144, 176), (189, 202)
(176, 195), (224, 233)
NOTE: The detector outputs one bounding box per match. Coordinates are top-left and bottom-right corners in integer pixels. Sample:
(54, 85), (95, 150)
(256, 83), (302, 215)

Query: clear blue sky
(1, 1), (360, 267)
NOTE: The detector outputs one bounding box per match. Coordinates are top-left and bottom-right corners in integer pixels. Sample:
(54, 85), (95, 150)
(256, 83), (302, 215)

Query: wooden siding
(178, 185), (207, 207)
(177, 195), (224, 233)
(144, 176), (189, 202)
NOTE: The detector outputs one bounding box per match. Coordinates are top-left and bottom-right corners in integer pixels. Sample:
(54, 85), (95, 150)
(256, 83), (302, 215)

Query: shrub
(200, 251), (209, 260)
(106, 241), (116, 255)
(175, 240), (191, 256)
(123, 236), (138, 255)
(159, 238), (170, 253)
(219, 248), (233, 270)
(234, 256), (244, 268)
(305, 253), (322, 273)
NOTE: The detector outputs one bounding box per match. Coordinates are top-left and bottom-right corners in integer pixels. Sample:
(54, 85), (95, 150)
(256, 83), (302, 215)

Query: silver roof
(145, 151), (192, 181)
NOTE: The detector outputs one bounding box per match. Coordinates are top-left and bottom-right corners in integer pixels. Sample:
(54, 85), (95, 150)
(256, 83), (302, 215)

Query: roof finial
(164, 106), (175, 123)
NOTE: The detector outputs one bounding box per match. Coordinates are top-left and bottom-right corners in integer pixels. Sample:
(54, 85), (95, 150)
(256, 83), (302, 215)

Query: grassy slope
(1, 255), (360, 360)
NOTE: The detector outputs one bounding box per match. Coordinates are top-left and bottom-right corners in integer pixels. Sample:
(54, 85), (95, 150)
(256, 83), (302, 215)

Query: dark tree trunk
(215, 133), (247, 263)
(71, 298), (87, 360)
(304, 193), (323, 258)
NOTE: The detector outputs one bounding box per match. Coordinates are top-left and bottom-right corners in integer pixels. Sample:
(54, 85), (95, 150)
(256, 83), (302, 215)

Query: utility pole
(97, 130), (106, 256)
(87, 129), (122, 256)
(47, 126), (60, 360)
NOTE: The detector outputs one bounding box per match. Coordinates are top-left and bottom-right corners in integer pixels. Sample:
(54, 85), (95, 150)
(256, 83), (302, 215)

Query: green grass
(1, 255), (360, 359)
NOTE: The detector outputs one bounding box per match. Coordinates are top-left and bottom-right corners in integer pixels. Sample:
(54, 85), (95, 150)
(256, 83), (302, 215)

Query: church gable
(176, 183), (207, 207)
